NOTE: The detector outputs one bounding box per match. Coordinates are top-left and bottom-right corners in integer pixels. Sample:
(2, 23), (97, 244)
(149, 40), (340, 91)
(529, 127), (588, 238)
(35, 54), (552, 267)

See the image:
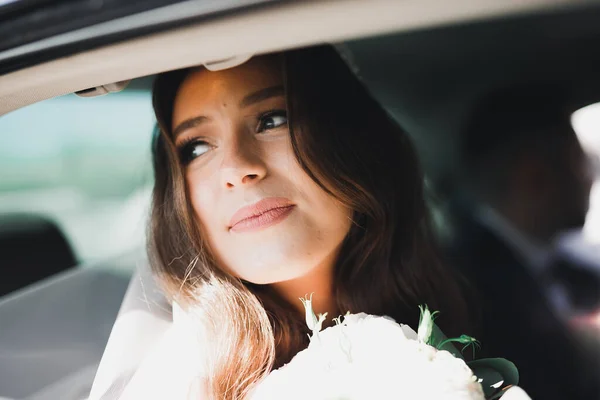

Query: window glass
(0, 88), (155, 264)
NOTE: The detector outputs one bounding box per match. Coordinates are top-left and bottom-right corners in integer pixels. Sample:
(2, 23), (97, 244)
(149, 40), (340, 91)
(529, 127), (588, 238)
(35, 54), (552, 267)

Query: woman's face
(171, 56), (353, 284)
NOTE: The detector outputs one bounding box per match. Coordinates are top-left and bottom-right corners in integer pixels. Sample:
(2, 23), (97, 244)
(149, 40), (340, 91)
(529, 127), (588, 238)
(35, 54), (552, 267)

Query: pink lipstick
(229, 197), (295, 233)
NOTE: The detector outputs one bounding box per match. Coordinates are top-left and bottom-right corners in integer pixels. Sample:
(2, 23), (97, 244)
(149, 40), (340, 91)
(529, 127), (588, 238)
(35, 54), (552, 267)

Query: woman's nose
(220, 136), (267, 189)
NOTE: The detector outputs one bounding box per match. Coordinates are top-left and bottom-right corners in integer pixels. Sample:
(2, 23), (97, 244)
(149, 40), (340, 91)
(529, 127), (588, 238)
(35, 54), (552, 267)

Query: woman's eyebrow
(172, 86), (284, 138)
(172, 115), (209, 139)
(239, 85), (284, 108)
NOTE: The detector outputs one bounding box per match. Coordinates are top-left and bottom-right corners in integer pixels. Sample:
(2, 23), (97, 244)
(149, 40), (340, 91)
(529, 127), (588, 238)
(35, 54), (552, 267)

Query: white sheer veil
(89, 262), (206, 399)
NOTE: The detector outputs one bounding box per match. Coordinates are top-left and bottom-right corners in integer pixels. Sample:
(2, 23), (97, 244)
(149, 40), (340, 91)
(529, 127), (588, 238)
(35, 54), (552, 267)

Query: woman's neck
(270, 253), (339, 320)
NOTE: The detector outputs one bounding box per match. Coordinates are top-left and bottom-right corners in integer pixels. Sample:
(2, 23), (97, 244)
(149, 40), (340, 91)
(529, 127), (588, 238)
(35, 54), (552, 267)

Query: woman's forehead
(172, 55), (282, 124)
(181, 56), (281, 99)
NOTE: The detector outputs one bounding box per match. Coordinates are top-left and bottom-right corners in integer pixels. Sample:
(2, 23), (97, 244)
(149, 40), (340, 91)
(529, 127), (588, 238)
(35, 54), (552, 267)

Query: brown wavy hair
(150, 45), (470, 399)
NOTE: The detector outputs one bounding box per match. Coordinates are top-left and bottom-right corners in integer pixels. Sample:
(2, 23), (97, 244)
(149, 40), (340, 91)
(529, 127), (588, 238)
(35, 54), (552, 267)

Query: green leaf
(430, 324), (463, 359)
(453, 334), (479, 344)
(437, 334), (481, 359)
(468, 358), (519, 398)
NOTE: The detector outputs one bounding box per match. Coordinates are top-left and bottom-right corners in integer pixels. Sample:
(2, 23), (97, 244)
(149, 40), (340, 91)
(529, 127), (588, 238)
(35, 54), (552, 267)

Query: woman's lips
(229, 197), (295, 233)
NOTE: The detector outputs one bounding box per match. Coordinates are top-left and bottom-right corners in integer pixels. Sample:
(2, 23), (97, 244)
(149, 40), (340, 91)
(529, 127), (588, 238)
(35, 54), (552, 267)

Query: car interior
(1, 0), (600, 399)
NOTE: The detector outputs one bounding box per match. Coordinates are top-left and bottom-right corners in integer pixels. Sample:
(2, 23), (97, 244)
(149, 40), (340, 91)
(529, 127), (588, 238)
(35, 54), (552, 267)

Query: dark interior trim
(0, 0), (282, 76)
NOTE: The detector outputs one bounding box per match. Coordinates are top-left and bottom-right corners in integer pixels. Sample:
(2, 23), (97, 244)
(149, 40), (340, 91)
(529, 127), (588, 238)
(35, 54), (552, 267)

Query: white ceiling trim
(0, 0), (587, 115)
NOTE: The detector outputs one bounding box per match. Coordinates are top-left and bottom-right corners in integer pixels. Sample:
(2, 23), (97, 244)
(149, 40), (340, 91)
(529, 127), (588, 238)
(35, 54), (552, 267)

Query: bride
(119, 45), (470, 399)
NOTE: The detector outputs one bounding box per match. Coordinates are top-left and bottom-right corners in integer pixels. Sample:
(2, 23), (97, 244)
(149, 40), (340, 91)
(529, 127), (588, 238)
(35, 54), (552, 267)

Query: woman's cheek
(187, 172), (218, 224)
(265, 137), (299, 175)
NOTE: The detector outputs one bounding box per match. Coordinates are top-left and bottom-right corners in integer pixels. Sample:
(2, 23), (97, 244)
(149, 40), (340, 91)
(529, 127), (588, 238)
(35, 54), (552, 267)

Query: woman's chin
(240, 262), (312, 286)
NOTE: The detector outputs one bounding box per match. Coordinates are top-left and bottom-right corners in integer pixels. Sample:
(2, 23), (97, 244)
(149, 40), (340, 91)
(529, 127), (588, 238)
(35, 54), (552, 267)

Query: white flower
(499, 386), (532, 400)
(251, 313), (485, 400)
(299, 293), (328, 335)
(417, 304), (438, 344)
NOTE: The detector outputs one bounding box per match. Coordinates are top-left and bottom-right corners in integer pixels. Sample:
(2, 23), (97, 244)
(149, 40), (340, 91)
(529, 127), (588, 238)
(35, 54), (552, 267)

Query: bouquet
(251, 294), (532, 400)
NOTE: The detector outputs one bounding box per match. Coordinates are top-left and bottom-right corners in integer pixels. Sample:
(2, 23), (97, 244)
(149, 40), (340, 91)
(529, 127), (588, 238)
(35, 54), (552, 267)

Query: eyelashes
(177, 138), (212, 166)
(255, 109), (288, 133)
(176, 109), (288, 166)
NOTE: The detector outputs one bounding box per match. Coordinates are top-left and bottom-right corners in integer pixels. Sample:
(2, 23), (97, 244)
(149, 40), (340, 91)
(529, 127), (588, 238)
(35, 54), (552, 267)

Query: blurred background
(573, 102), (600, 243)
(0, 80), (154, 267)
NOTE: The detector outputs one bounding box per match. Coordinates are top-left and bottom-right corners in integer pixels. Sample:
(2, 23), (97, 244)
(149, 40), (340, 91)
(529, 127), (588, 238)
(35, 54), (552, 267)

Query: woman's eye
(179, 140), (212, 165)
(256, 110), (288, 133)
